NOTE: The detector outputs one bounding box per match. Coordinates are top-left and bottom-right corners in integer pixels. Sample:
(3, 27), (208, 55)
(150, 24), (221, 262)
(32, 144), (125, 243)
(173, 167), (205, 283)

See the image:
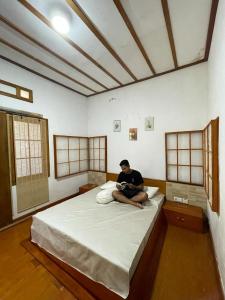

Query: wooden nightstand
(79, 184), (98, 195)
(163, 200), (205, 233)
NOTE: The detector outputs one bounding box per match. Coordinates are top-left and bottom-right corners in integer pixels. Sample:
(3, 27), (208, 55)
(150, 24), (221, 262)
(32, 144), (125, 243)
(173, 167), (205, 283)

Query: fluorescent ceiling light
(51, 15), (69, 34)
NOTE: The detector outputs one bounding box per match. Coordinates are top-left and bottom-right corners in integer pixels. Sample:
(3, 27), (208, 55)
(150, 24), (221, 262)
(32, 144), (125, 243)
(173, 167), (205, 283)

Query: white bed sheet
(31, 187), (164, 298)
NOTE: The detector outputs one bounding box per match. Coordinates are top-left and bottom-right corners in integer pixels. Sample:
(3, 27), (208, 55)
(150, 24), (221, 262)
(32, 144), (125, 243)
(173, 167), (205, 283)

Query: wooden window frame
(54, 135), (107, 179)
(203, 118), (219, 213)
(88, 136), (107, 173)
(165, 130), (204, 186)
(0, 79), (33, 103)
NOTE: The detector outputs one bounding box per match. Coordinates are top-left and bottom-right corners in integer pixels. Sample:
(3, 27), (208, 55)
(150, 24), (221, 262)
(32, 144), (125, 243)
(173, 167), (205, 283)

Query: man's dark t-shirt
(117, 170), (144, 198)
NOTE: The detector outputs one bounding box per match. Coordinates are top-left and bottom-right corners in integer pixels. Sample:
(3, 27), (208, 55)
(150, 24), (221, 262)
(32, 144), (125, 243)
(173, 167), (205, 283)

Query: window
(0, 79), (33, 102)
(89, 136), (107, 172)
(13, 117), (48, 178)
(165, 131), (203, 185)
(54, 135), (107, 178)
(203, 118), (219, 212)
(54, 135), (89, 178)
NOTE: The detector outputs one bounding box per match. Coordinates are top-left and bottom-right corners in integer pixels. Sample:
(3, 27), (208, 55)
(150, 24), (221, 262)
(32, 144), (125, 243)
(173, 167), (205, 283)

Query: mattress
(31, 187), (164, 298)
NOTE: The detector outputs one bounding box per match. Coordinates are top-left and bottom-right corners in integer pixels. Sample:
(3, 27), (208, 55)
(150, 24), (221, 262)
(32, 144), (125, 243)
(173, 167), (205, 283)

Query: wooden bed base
(23, 208), (167, 300)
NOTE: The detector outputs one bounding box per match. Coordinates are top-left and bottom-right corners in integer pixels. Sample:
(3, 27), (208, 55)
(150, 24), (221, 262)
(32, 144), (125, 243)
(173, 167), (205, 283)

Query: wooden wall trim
(0, 112), (12, 228)
(113, 0), (155, 74)
(161, 0), (178, 68)
(205, 0), (219, 60)
(0, 15), (108, 90)
(66, 0), (137, 81)
(106, 172), (166, 194)
(18, 0), (122, 86)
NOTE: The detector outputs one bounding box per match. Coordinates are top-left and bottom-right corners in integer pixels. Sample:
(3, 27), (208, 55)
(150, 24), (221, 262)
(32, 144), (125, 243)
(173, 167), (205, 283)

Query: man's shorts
(121, 188), (140, 199)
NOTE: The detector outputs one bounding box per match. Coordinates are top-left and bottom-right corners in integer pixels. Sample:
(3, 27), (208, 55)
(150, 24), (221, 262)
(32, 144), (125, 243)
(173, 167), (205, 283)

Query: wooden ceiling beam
(0, 38), (95, 93)
(0, 15), (108, 90)
(0, 56), (87, 97)
(113, 0), (155, 75)
(161, 0), (178, 68)
(205, 0), (219, 60)
(18, 0), (122, 86)
(66, 0), (137, 81)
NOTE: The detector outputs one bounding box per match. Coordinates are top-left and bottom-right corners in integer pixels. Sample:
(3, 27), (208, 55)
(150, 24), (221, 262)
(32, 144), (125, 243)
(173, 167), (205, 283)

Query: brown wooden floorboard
(0, 219), (223, 300)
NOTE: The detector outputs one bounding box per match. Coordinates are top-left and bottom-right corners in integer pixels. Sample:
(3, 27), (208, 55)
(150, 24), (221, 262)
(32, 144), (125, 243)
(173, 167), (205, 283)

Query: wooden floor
(0, 219), (223, 300)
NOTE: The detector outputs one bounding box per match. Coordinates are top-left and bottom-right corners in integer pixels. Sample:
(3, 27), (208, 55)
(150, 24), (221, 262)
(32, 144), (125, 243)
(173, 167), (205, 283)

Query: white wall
(207, 0), (225, 292)
(0, 59), (88, 219)
(88, 64), (208, 179)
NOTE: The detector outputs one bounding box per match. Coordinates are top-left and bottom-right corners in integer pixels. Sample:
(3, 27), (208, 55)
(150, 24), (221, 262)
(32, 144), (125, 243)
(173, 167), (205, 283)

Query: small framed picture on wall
(113, 120), (121, 132)
(145, 116), (154, 131)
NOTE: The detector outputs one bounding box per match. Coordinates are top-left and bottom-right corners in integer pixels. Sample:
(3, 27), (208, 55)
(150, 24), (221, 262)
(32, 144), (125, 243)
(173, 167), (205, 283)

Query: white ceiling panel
(76, 0), (153, 79)
(168, 0), (211, 65)
(0, 0), (120, 89)
(0, 22), (105, 93)
(120, 0), (175, 73)
(27, 0), (135, 84)
(0, 43), (92, 95)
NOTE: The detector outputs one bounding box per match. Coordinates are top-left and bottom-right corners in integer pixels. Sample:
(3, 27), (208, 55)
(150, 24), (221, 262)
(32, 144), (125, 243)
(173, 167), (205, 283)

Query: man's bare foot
(133, 202), (144, 209)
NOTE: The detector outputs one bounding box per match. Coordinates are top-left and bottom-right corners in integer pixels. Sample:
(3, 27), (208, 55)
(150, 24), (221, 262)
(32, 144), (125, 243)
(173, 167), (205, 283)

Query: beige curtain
(13, 115), (49, 212)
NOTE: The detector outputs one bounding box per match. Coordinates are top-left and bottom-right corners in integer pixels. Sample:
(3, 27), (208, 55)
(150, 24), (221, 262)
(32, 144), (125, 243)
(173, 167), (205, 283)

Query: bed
(30, 184), (167, 300)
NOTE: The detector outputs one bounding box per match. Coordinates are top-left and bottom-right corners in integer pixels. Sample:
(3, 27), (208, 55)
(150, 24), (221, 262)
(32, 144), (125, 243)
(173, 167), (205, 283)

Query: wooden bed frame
(24, 174), (167, 300)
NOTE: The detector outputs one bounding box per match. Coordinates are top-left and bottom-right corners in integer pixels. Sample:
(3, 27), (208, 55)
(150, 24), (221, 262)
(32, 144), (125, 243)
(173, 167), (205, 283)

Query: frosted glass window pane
(80, 138), (88, 148)
(0, 83), (16, 94)
(94, 160), (99, 171)
(69, 138), (79, 149)
(89, 159), (93, 169)
(70, 162), (79, 173)
(178, 133), (189, 149)
(57, 150), (68, 163)
(178, 166), (190, 182)
(178, 150), (189, 165)
(209, 152), (212, 175)
(69, 150), (79, 161)
(100, 149), (105, 160)
(15, 141), (29, 159)
(167, 150), (177, 164)
(167, 166), (177, 181)
(94, 149), (99, 159)
(56, 137), (68, 149)
(191, 167), (203, 185)
(30, 141), (41, 157)
(94, 138), (99, 148)
(208, 125), (212, 151)
(191, 132), (202, 148)
(16, 158), (30, 177)
(89, 149), (94, 159)
(29, 123), (41, 140)
(57, 163), (69, 177)
(100, 160), (105, 171)
(31, 158), (42, 175)
(20, 89), (30, 99)
(89, 138), (94, 149)
(100, 137), (105, 148)
(80, 160), (88, 171)
(80, 149), (88, 160)
(191, 150), (203, 165)
(167, 134), (177, 149)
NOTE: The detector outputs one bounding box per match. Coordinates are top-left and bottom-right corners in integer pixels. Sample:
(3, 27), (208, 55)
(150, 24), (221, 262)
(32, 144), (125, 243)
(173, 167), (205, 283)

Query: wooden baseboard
(209, 228), (225, 299)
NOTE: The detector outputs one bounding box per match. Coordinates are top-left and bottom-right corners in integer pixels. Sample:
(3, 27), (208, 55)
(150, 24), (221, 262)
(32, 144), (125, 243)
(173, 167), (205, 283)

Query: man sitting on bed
(112, 160), (148, 209)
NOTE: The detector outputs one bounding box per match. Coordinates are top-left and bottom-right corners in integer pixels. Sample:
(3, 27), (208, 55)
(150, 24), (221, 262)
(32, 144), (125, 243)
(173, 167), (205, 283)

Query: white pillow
(145, 186), (159, 199)
(96, 188), (114, 204)
(100, 180), (117, 190)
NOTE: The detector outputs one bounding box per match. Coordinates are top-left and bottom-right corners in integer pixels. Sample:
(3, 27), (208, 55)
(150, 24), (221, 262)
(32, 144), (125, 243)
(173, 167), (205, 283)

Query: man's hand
(127, 183), (136, 189)
(116, 183), (122, 190)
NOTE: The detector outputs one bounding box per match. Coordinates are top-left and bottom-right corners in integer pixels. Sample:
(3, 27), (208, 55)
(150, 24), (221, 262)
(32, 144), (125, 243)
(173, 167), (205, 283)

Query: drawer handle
(181, 218), (185, 222)
(176, 216), (180, 220)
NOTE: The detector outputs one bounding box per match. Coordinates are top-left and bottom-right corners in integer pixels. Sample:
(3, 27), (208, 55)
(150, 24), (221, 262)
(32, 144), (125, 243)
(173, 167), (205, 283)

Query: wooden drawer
(163, 200), (205, 233)
(79, 184), (98, 194)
